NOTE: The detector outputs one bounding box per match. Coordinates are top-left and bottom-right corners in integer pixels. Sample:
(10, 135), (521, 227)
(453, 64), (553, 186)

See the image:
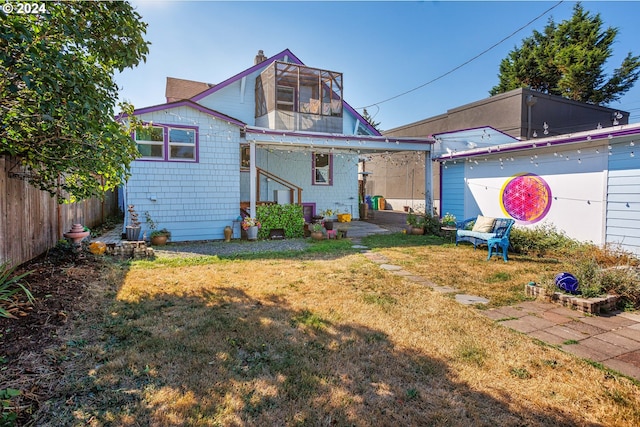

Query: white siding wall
(127, 106), (241, 241)
(606, 142), (640, 256)
(198, 70), (262, 125)
(240, 149), (359, 218)
(461, 145), (608, 244)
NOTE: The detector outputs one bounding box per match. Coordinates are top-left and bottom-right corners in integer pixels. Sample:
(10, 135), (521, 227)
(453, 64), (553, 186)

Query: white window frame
(135, 125), (165, 160)
(168, 127), (196, 161)
(134, 123), (198, 162)
(312, 152), (332, 186)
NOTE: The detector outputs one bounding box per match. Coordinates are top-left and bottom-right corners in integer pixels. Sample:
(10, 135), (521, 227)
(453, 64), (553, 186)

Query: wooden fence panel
(1, 155), (120, 268)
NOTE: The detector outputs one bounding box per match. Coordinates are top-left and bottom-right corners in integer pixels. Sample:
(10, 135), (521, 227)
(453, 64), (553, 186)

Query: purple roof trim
(127, 100), (246, 127)
(245, 127), (432, 145)
(191, 49), (304, 102)
(436, 125), (640, 161)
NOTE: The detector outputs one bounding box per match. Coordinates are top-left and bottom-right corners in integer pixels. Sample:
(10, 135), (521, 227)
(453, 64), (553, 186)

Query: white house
(435, 123), (640, 256)
(123, 49), (434, 241)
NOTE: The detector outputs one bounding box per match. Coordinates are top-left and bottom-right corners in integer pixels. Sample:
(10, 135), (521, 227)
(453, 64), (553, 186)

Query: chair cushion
(457, 230), (496, 240)
(472, 215), (496, 233)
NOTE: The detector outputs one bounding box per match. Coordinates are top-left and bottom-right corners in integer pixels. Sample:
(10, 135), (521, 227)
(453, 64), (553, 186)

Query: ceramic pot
(151, 235), (168, 245)
(224, 225), (233, 242)
(411, 227), (425, 235)
(310, 231), (324, 240)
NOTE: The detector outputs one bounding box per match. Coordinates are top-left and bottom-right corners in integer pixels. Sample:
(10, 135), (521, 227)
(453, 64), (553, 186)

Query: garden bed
(525, 283), (620, 314)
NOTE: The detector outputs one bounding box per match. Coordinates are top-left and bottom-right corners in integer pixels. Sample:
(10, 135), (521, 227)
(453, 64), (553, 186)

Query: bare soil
(0, 247), (101, 426)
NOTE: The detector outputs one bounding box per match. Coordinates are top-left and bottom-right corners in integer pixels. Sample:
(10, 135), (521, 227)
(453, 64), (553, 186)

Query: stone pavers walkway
(353, 240), (640, 382)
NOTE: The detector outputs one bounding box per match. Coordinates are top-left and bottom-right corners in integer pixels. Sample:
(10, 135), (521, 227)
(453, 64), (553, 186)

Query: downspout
(424, 150), (433, 215)
(526, 94), (537, 139)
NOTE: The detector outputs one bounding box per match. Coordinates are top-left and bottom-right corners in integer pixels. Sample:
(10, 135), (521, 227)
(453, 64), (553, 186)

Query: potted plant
(242, 217), (261, 240)
(144, 211), (171, 245)
(442, 212), (457, 227)
(309, 222), (325, 240)
(321, 209), (335, 230)
(406, 211), (425, 235)
(126, 205), (141, 241)
(150, 228), (171, 245)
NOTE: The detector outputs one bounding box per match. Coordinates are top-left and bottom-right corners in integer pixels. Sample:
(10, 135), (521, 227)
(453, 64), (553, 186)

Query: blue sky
(115, 1), (640, 131)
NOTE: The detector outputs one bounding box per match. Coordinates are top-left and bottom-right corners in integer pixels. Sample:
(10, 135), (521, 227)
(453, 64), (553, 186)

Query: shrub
(256, 204), (304, 239)
(423, 213), (442, 236)
(510, 223), (582, 256)
(539, 255), (640, 309)
(0, 262), (34, 319)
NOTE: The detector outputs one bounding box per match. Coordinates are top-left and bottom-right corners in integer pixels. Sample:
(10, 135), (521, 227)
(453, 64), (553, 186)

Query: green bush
(538, 254), (640, 309)
(574, 258), (640, 307)
(256, 204), (305, 239)
(510, 223), (582, 256)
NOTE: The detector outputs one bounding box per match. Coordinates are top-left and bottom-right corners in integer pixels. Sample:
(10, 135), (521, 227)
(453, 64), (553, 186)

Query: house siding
(198, 70), (261, 125)
(440, 162), (465, 220)
(606, 142), (640, 255)
(240, 149), (359, 218)
(127, 106), (241, 241)
(442, 143), (609, 245)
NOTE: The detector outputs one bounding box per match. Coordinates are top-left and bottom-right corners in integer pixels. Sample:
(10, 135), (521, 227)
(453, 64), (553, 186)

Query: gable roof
(130, 99), (245, 127)
(190, 48), (382, 136)
(165, 77), (214, 102)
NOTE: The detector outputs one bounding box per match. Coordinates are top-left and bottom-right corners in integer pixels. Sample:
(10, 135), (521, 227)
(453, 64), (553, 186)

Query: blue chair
(486, 219), (515, 261)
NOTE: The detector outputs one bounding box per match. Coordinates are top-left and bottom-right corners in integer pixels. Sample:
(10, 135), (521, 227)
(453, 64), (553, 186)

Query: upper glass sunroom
(255, 61), (343, 133)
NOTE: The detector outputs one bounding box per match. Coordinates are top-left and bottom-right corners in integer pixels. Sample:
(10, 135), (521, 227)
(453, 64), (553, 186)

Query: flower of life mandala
(500, 173), (551, 224)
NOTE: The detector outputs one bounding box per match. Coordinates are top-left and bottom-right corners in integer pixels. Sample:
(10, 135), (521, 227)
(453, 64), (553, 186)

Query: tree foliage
(362, 108), (381, 132)
(490, 3), (640, 105)
(1, 2), (150, 202)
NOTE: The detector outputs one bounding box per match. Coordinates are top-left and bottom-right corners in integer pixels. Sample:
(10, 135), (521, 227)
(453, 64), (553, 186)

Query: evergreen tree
(362, 108), (381, 131)
(490, 3), (640, 104)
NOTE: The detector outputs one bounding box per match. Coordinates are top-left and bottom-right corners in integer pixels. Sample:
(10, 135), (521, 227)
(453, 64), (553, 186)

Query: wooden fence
(0, 156), (120, 268)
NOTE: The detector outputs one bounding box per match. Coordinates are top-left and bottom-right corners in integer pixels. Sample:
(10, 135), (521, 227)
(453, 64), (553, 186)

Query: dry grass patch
(35, 251), (640, 426)
(367, 239), (574, 307)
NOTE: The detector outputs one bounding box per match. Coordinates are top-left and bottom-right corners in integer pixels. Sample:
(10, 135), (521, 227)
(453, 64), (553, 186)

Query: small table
(440, 226), (457, 243)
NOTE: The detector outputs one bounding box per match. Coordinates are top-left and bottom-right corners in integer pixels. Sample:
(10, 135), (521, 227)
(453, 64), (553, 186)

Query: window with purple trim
(135, 125), (197, 162)
(135, 126), (164, 159)
(240, 144), (250, 170)
(312, 152), (332, 186)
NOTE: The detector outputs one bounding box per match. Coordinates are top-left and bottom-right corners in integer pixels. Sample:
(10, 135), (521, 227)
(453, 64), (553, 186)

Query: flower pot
(310, 231), (324, 240)
(151, 235), (168, 246)
(224, 225), (233, 242)
(246, 226), (259, 241)
(126, 225), (141, 241)
(337, 213), (351, 222)
(411, 227), (425, 235)
(324, 220), (334, 230)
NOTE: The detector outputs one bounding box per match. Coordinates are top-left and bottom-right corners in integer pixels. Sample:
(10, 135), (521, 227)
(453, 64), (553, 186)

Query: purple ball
(554, 272), (579, 294)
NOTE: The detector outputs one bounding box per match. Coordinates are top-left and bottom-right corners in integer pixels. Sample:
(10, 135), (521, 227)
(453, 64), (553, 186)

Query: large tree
(490, 3), (640, 105)
(1, 1), (149, 202)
